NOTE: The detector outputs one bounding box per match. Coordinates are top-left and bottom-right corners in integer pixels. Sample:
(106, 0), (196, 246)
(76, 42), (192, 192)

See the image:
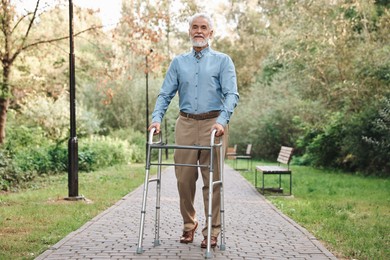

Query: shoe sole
(200, 238), (217, 248)
(201, 244), (217, 248)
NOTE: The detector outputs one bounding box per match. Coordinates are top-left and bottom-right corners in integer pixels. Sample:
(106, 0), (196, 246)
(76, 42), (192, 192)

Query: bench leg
(262, 172), (265, 194)
(255, 169), (258, 188)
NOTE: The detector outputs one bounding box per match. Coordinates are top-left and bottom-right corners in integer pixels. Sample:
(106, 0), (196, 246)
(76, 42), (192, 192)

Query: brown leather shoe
(200, 236), (217, 248)
(180, 221), (198, 244)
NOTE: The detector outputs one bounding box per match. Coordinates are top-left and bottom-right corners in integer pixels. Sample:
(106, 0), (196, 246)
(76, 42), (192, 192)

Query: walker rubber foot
(205, 252), (213, 259)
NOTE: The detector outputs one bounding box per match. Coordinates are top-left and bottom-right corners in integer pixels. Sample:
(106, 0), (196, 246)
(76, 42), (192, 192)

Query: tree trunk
(0, 63), (11, 145)
(0, 97), (9, 144)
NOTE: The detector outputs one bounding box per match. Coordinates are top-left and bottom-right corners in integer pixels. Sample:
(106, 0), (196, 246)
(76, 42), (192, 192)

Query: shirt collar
(193, 46), (211, 58)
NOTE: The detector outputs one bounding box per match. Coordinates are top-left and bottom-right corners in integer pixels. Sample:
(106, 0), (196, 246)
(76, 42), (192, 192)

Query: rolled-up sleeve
(151, 59), (178, 123)
(216, 56), (239, 126)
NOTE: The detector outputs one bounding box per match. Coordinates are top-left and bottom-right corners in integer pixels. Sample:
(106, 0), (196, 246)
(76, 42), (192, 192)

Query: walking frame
(136, 128), (226, 259)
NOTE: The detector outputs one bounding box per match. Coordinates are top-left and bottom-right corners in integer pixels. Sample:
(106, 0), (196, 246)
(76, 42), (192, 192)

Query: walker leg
(136, 168), (150, 254)
(136, 143), (153, 254)
(219, 145), (226, 251)
(153, 148), (163, 246)
(205, 169), (213, 258)
(205, 146), (215, 259)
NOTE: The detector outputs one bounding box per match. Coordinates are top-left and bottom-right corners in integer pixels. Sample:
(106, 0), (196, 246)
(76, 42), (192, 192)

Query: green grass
(0, 164), (145, 260)
(231, 159), (390, 260)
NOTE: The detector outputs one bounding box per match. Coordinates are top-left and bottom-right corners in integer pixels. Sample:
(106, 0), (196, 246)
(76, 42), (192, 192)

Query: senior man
(148, 12), (239, 248)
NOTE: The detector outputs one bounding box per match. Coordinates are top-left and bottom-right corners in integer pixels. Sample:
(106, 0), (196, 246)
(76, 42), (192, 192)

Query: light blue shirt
(151, 47), (239, 126)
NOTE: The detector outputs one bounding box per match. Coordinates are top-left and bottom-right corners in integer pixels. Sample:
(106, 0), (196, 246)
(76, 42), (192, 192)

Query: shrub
(297, 98), (390, 176)
(0, 151), (36, 191)
(228, 77), (302, 160)
(20, 95), (103, 140)
(360, 97), (390, 176)
(78, 135), (142, 172)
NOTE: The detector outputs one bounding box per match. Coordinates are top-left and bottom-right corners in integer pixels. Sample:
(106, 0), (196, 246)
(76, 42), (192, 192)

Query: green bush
(0, 151), (36, 191)
(109, 128), (146, 162)
(296, 98), (390, 176)
(229, 78), (302, 160)
(1, 119), (145, 190)
(360, 97), (390, 176)
(78, 135), (142, 172)
(20, 95), (102, 140)
(303, 112), (346, 168)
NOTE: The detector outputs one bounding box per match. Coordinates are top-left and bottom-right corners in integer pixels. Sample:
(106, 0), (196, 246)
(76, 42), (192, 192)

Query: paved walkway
(36, 165), (337, 259)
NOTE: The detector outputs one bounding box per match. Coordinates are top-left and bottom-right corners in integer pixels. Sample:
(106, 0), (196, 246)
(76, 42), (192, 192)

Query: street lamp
(145, 48), (153, 141)
(66, 0), (82, 200)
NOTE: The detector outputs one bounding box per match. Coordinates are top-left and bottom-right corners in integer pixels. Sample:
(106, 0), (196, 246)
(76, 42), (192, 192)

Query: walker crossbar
(136, 128), (226, 259)
(150, 162), (211, 168)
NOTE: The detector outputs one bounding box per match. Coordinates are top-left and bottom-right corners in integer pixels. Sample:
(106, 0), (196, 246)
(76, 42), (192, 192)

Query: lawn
(232, 159), (390, 260)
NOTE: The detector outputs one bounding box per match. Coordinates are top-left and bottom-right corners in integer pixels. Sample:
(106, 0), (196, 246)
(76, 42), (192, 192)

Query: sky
(73, 0), (122, 28)
(15, 0), (122, 27)
(16, 0), (229, 34)
(74, 0), (228, 29)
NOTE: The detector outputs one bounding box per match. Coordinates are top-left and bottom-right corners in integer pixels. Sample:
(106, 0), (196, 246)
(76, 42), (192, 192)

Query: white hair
(188, 13), (214, 30)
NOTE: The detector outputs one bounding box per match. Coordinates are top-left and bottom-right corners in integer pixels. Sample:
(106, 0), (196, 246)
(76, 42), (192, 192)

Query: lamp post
(145, 49), (153, 141)
(66, 0), (81, 200)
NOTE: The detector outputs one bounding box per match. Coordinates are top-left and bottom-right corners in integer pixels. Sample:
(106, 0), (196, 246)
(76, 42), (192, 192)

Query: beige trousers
(174, 115), (228, 237)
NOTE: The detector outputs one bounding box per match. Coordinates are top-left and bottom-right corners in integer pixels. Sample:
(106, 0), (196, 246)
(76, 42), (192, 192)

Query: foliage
(229, 71), (308, 160)
(0, 0), (105, 144)
(227, 0), (390, 175)
(1, 118), (144, 190)
(20, 94), (102, 140)
(213, 0), (271, 93)
(360, 97), (390, 175)
(78, 135), (140, 172)
(293, 94), (390, 177)
(0, 150), (32, 191)
(79, 0), (170, 132)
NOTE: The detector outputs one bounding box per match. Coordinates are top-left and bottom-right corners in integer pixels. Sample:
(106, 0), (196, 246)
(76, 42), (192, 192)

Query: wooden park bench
(234, 144), (252, 171)
(255, 146), (294, 195)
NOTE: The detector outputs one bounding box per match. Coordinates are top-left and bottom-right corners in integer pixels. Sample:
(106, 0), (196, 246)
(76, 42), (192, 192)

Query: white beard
(191, 37), (209, 47)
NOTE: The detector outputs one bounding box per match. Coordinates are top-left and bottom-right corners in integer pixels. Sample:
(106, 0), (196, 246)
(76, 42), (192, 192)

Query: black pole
(145, 49), (153, 142)
(145, 55), (149, 141)
(66, 0), (80, 200)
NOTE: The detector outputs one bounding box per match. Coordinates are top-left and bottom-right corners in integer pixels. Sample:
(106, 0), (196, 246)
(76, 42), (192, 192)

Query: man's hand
(212, 123), (225, 137)
(148, 122), (161, 135)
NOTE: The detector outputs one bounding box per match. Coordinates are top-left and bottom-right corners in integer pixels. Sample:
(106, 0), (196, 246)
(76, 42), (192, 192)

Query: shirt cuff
(216, 116), (228, 127)
(151, 116), (162, 124)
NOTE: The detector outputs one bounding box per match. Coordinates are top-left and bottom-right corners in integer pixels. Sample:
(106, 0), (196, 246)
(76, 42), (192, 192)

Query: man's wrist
(216, 117), (227, 127)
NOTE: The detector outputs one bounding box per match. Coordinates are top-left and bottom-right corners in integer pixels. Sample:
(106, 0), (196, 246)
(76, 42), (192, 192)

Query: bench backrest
(277, 146), (294, 168)
(245, 144), (252, 155)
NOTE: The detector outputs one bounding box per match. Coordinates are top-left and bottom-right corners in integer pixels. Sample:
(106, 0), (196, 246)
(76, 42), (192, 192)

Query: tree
(0, 0), (102, 144)
(81, 0), (172, 131)
(228, 0), (390, 174)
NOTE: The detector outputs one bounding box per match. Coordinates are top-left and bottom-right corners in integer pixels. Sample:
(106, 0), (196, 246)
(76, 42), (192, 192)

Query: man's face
(189, 17), (213, 48)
